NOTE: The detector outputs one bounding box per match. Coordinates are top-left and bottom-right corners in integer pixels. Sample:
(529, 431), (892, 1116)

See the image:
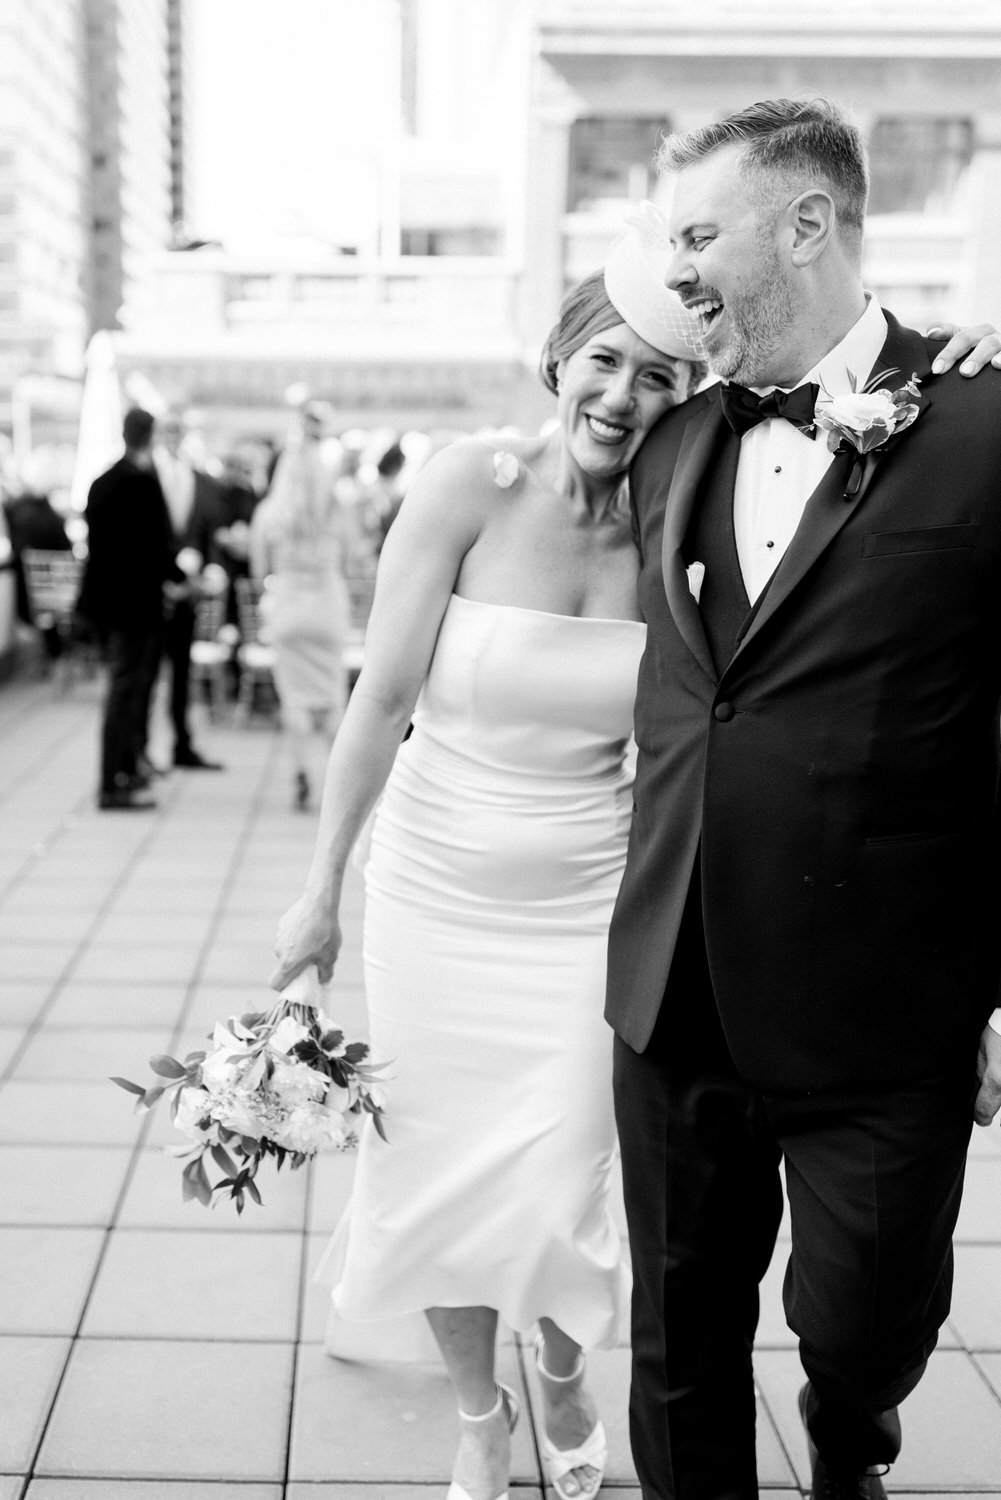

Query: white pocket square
(686, 561), (705, 605)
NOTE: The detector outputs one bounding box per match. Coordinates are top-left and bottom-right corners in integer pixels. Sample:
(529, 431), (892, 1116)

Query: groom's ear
(785, 189), (836, 268)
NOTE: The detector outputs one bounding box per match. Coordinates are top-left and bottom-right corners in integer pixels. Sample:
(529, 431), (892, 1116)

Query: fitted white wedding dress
(315, 590), (645, 1353)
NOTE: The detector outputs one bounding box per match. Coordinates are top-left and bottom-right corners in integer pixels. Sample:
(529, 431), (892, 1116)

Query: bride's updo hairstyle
(539, 272), (621, 395)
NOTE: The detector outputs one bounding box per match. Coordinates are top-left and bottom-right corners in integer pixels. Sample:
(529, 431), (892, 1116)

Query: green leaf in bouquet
(246, 1177), (262, 1206)
(141, 1084), (167, 1110)
(181, 1155), (213, 1207)
(343, 1042), (370, 1066)
(149, 1055), (188, 1079)
(110, 1076), (146, 1098)
(210, 1143), (240, 1177)
(319, 1028), (344, 1052)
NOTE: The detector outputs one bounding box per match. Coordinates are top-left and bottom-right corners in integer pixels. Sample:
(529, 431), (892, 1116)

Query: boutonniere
(814, 368), (922, 499)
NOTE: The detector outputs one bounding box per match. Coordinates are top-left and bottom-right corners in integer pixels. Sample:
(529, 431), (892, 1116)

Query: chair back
(22, 550), (83, 630)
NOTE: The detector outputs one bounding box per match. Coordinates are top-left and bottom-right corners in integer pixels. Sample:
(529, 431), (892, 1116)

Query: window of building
(401, 227), (500, 257)
(567, 118), (670, 213)
(868, 118), (972, 216)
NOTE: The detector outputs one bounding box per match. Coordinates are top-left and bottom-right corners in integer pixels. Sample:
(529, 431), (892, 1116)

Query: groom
(606, 97), (1001, 1499)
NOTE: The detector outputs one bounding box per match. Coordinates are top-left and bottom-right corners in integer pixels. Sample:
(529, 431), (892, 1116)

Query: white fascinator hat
(603, 200), (706, 361)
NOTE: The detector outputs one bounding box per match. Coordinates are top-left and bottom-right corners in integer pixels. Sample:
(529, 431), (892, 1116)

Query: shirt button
(713, 702), (735, 722)
(774, 465), (782, 473)
(766, 540), (775, 549)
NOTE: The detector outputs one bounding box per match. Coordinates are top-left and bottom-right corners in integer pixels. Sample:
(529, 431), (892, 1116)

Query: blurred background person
(154, 413), (225, 772)
(361, 438), (407, 556)
(76, 408), (180, 811)
(2, 450), (73, 668)
(250, 406), (353, 810)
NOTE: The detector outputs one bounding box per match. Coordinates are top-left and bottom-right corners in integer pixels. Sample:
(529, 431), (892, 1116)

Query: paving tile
(89, 912), (214, 947)
(0, 1080), (146, 1147)
(11, 1027), (174, 1084)
(0, 1227), (104, 1334)
(956, 1158), (1001, 1240)
(0, 1479), (24, 1500)
(200, 944), (288, 987)
(117, 1145), (308, 1231)
(289, 1344), (536, 1482)
(0, 1027), (28, 1074)
(974, 1350), (1001, 1398)
(36, 1338), (294, 1479)
(82, 1227), (302, 1340)
(968, 1124), (1001, 1160)
(0, 1145), (132, 1225)
(306, 1149), (358, 1234)
(1, 947), (77, 983)
(0, 1336), (70, 1469)
(287, 1490), (541, 1500)
(0, 982), (56, 1026)
(40, 982), (189, 1030)
(27, 1484), (280, 1499)
(0, 910), (96, 945)
(71, 945), (203, 986)
(755, 1344), (1001, 1490)
(949, 1244), (1001, 1350)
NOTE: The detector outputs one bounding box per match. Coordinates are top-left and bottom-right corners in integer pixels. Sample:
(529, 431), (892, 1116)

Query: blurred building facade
(524, 0), (1001, 347)
(0, 0), (89, 442)
(110, 0), (1001, 444)
(3, 0), (1001, 453)
(0, 0), (184, 450)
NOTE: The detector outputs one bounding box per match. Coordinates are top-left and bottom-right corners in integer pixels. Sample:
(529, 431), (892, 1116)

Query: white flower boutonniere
(814, 368), (922, 498)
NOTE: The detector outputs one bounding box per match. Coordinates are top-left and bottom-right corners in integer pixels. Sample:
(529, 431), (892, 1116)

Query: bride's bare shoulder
(412, 436), (534, 498)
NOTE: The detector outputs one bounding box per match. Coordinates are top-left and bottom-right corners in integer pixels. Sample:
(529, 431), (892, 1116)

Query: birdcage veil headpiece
(603, 201), (706, 361)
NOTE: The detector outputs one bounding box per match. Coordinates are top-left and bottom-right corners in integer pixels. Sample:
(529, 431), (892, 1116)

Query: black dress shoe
(798, 1386), (888, 1500)
(173, 747), (225, 770)
(99, 788), (158, 811)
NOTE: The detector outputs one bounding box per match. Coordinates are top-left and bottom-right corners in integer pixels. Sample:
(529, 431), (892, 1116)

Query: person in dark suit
(154, 415), (225, 771)
(3, 468), (72, 662)
(606, 98), (1001, 1499)
(77, 408), (181, 810)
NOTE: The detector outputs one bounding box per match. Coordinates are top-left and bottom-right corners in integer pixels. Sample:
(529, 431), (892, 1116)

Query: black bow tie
(720, 381), (820, 437)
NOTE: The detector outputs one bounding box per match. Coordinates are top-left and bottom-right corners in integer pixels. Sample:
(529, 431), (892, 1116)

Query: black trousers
(100, 627), (163, 794)
(613, 893), (974, 1500)
(159, 599), (195, 754)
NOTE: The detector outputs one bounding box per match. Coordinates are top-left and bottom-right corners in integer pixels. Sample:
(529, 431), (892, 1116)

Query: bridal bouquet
(112, 971), (388, 1212)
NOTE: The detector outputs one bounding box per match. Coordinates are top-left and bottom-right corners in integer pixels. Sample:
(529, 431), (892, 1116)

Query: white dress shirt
(156, 451), (196, 539)
(733, 293), (887, 604)
(727, 297), (1001, 1042)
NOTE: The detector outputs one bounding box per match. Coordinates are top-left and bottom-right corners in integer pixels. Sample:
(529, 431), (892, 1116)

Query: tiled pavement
(0, 668), (999, 1498)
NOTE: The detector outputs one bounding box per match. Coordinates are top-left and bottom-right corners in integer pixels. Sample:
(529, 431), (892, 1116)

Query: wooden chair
(233, 576), (279, 721)
(21, 549), (94, 686)
(188, 589), (231, 721)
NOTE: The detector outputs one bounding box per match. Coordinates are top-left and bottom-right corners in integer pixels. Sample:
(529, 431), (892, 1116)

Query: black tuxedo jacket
(78, 457), (180, 632)
(605, 311), (1001, 1094)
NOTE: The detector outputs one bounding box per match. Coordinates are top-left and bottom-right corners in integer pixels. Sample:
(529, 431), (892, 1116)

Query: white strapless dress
(315, 592), (645, 1354)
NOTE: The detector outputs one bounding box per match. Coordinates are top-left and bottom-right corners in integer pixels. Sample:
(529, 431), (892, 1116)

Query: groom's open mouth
(684, 294), (724, 337)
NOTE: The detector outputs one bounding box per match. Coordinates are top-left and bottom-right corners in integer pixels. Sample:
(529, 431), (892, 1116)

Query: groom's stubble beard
(707, 229), (798, 388)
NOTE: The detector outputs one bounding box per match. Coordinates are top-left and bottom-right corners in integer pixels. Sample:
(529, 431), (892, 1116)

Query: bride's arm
(269, 442), (488, 991)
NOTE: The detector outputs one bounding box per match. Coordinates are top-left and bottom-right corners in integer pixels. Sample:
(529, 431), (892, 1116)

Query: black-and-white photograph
(1, 3), (1001, 1497)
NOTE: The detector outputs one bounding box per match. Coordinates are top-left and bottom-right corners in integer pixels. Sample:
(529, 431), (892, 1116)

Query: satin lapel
(660, 395), (729, 683)
(730, 315), (933, 667)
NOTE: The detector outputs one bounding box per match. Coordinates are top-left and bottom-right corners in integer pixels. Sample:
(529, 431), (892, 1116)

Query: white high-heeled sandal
(446, 1381), (520, 1500)
(535, 1335), (607, 1500)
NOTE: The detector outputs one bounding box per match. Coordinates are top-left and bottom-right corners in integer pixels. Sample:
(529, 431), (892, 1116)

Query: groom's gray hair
(658, 98), (869, 250)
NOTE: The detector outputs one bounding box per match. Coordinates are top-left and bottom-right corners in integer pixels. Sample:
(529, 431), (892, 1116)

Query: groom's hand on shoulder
(974, 1022), (1001, 1127)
